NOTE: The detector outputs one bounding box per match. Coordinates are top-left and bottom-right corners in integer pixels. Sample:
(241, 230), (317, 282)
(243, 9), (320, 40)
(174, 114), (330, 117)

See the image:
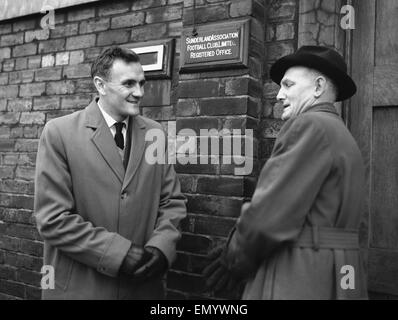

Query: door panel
(351, 0), (398, 297)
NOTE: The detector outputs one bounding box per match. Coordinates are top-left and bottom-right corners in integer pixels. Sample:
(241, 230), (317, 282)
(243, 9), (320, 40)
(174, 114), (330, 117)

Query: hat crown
(296, 46), (347, 73)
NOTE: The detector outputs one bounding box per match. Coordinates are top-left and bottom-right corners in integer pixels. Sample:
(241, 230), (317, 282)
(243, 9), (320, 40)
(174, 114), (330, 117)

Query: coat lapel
(122, 115), (147, 191)
(84, 100), (125, 184)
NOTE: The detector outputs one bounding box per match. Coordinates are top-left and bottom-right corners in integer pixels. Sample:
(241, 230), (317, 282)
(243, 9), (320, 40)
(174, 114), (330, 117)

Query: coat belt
(292, 226), (359, 250)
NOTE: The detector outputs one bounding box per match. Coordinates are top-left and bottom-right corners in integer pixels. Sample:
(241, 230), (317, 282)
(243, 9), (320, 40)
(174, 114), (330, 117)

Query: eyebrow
(280, 79), (294, 86)
(120, 78), (146, 84)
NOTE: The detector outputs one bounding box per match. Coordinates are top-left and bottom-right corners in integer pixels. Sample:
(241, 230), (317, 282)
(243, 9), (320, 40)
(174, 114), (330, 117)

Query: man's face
(100, 60), (145, 120)
(276, 66), (317, 120)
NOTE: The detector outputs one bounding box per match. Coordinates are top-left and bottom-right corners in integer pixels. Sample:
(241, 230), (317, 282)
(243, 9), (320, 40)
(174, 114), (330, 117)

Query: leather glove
(119, 244), (152, 276)
(133, 246), (168, 281)
(202, 245), (241, 293)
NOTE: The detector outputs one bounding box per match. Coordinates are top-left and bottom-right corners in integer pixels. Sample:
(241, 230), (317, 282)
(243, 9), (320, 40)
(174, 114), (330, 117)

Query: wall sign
(180, 19), (249, 72)
(124, 39), (175, 79)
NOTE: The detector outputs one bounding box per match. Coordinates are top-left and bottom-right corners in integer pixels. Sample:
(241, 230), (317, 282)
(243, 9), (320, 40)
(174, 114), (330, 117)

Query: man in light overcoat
(34, 47), (187, 299)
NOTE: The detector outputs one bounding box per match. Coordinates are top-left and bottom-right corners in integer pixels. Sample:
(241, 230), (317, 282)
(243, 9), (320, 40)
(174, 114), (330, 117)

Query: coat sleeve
(34, 121), (131, 278)
(225, 114), (333, 275)
(145, 158), (187, 267)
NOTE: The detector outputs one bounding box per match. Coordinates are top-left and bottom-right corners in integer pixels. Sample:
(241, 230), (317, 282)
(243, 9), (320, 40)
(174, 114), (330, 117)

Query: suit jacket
(226, 103), (368, 299)
(34, 99), (187, 299)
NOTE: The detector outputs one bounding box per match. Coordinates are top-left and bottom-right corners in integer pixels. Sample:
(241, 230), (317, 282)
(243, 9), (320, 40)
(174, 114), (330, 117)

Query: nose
(132, 84), (144, 99)
(276, 87), (285, 102)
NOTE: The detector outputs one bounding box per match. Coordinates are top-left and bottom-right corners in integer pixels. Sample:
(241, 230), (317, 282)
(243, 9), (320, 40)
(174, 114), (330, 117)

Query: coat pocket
(54, 252), (74, 291)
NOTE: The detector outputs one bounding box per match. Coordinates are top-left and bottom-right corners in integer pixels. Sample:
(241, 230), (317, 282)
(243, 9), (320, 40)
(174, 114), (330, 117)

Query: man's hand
(119, 244), (152, 276)
(133, 246), (168, 281)
(202, 245), (241, 293)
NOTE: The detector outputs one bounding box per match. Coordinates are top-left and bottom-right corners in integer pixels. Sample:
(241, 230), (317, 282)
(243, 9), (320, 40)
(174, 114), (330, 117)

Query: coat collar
(84, 98), (147, 188)
(302, 102), (339, 116)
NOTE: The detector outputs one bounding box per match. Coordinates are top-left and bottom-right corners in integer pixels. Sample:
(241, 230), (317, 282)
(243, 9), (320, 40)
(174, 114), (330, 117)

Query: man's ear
(314, 76), (327, 98)
(93, 76), (106, 95)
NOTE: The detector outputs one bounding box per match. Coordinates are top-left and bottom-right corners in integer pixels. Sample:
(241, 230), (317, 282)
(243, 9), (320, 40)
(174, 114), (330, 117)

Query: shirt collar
(97, 100), (128, 129)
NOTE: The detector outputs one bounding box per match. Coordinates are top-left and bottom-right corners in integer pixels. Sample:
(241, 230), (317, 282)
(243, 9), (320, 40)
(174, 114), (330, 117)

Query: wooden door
(350, 0), (398, 298)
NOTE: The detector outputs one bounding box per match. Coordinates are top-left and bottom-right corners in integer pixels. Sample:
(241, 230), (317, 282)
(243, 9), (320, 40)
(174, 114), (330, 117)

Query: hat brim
(270, 53), (357, 101)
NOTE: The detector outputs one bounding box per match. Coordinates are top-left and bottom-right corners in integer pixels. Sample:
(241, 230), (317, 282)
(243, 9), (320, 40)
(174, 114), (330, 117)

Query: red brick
(38, 39), (65, 54)
(16, 269), (41, 286)
(1, 33), (24, 46)
(98, 1), (131, 16)
(146, 6), (182, 24)
(0, 180), (34, 195)
(25, 29), (50, 42)
(61, 95), (91, 109)
(80, 18), (110, 34)
(0, 125), (9, 136)
(35, 67), (62, 81)
(0, 85), (18, 98)
(132, 0), (166, 10)
(4, 251), (42, 270)
(50, 23), (78, 38)
(183, 4), (229, 25)
(62, 64), (91, 79)
(141, 80), (171, 107)
(142, 106), (174, 121)
(9, 71), (34, 84)
(0, 47), (10, 60)
(14, 57), (28, 70)
(176, 99), (199, 117)
(0, 24), (12, 35)
(181, 213), (236, 237)
(0, 265), (17, 281)
(178, 80), (220, 98)
(17, 153), (36, 167)
(0, 113), (20, 124)
(176, 117), (219, 135)
(0, 73), (8, 85)
(66, 34), (96, 50)
(230, 0), (252, 17)
(0, 99), (6, 111)
(20, 112), (45, 125)
(199, 97), (249, 116)
(23, 126), (39, 138)
(276, 22), (295, 40)
(196, 176), (244, 196)
(14, 139), (39, 152)
(46, 110), (74, 121)
(131, 23), (167, 42)
(46, 80), (75, 95)
(19, 239), (43, 257)
(20, 83), (45, 97)
(0, 208), (34, 225)
(7, 99), (32, 112)
(2, 59), (15, 72)
(69, 50), (84, 65)
(0, 166), (14, 179)
(269, 0), (296, 21)
(111, 13), (145, 29)
(55, 52), (69, 66)
(10, 127), (23, 138)
(177, 174), (196, 193)
(13, 19), (36, 32)
(73, 78), (95, 93)
(67, 7), (95, 22)
(0, 280), (25, 299)
(0, 194), (34, 210)
(33, 97), (60, 111)
(96, 30), (129, 46)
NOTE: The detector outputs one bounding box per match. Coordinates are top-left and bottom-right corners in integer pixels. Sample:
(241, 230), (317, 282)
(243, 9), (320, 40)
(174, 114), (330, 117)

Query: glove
(133, 246), (168, 281)
(202, 245), (241, 293)
(119, 244), (152, 276)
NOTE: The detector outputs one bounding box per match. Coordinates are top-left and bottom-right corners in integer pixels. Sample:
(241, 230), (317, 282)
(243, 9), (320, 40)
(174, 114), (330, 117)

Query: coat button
(121, 192), (126, 199)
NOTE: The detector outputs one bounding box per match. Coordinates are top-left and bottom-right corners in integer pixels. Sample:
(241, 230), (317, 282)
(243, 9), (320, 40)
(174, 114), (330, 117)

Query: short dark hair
(91, 46), (140, 80)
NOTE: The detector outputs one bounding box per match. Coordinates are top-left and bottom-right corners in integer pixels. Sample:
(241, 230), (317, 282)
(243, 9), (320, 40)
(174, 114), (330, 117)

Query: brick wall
(0, 0), (301, 300)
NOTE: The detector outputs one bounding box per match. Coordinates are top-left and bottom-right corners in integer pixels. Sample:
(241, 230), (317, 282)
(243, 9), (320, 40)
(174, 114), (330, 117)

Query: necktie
(114, 122), (124, 150)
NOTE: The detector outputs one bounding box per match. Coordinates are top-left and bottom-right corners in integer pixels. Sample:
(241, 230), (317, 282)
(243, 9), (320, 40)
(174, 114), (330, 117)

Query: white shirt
(97, 101), (129, 160)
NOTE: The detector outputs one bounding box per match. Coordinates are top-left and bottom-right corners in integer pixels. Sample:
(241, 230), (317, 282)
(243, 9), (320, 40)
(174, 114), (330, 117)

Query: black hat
(270, 46), (356, 101)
